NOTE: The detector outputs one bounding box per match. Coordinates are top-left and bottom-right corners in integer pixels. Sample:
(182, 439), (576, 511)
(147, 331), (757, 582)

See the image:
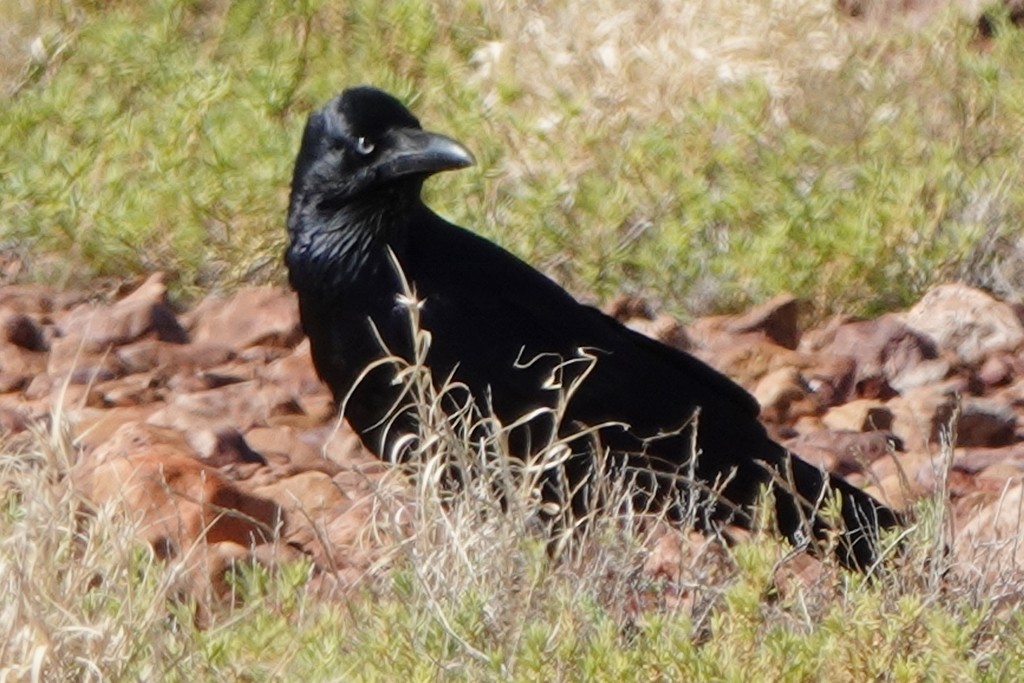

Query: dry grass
(3, 366), (1024, 678)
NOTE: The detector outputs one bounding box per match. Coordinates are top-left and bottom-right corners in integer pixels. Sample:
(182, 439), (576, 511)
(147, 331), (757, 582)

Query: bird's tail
(772, 452), (901, 571)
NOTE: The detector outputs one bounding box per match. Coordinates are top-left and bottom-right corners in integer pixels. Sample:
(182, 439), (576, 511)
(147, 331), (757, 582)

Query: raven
(286, 86), (900, 570)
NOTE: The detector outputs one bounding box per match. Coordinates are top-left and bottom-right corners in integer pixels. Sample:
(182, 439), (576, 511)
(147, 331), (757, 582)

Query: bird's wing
(404, 214), (762, 433)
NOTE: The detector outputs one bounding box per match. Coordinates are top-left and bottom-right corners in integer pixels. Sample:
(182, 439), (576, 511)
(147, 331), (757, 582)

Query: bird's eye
(354, 137), (375, 155)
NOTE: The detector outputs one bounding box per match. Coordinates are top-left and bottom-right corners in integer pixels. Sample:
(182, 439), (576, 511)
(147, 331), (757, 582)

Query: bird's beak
(378, 128), (475, 180)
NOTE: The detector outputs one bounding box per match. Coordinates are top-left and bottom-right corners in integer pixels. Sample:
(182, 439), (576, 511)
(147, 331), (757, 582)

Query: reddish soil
(3, 273), (1024, 600)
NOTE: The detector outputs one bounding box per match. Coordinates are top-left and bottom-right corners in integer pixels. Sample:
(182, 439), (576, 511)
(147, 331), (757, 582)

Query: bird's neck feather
(288, 187), (421, 293)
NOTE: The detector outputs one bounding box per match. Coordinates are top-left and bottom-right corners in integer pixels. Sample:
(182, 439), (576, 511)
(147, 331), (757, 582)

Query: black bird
(285, 86), (900, 571)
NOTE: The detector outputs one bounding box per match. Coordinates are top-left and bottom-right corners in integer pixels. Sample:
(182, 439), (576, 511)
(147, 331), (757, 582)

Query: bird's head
(287, 86), (475, 227)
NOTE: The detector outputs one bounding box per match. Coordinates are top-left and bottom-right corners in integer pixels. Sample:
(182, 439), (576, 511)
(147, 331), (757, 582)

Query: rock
(93, 372), (163, 408)
(825, 313), (941, 400)
(953, 443), (1024, 474)
(786, 430), (898, 476)
(46, 334), (127, 385)
(976, 461), (1024, 487)
(605, 294), (692, 350)
(901, 283), (1024, 366)
(697, 339), (805, 392)
(801, 355), (857, 408)
(0, 344), (46, 393)
(260, 340), (328, 398)
(753, 367), (818, 424)
(0, 404), (35, 434)
(799, 314), (860, 354)
(773, 552), (828, 601)
(115, 339), (235, 376)
(1, 311), (47, 351)
(56, 272), (188, 351)
(725, 293), (801, 350)
(147, 381), (305, 433)
(243, 425), (341, 477)
(71, 405), (167, 453)
(977, 353), (1017, 389)
(192, 427), (268, 467)
(956, 484), (1024, 578)
(957, 399), (1018, 448)
(188, 287), (302, 351)
(822, 399), (893, 432)
(75, 422), (282, 558)
(689, 294), (800, 352)
(253, 470), (349, 520)
(0, 284), (57, 315)
(888, 382), (1015, 451)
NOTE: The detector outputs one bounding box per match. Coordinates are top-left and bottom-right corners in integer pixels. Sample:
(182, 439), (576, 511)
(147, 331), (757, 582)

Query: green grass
(3, 0), (1024, 315)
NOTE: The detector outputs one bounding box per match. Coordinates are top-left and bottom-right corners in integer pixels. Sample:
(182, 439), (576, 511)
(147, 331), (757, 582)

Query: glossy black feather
(286, 86), (900, 570)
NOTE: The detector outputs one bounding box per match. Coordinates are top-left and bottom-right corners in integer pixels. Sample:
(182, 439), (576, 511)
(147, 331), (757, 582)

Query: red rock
(773, 552), (828, 600)
(725, 293), (801, 350)
(977, 354), (1015, 388)
(801, 355), (857, 408)
(75, 422), (282, 558)
(754, 367), (818, 424)
(243, 425), (341, 477)
(889, 382), (1015, 451)
(902, 283), (1024, 366)
(822, 399), (893, 432)
(786, 430), (898, 476)
(825, 313), (940, 400)
(93, 372), (163, 408)
(115, 339), (235, 376)
(253, 470), (350, 519)
(696, 339), (805, 392)
(71, 405), (166, 453)
(0, 344), (46, 393)
(976, 460), (1024, 486)
(308, 419), (372, 467)
(187, 287), (302, 351)
(956, 484), (1024, 577)
(146, 381), (305, 433)
(1, 311), (46, 351)
(191, 427), (268, 467)
(46, 333), (127, 382)
(57, 273), (187, 351)
(605, 295), (692, 350)
(261, 340), (326, 398)
(0, 284), (57, 314)
(953, 443), (1024, 474)
(0, 404), (35, 434)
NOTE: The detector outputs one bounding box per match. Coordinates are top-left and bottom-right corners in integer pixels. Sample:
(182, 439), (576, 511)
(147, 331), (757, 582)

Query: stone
(1, 311), (47, 351)
(56, 272), (188, 351)
(825, 313), (940, 400)
(753, 367), (818, 424)
(902, 283), (1024, 366)
(786, 429), (898, 476)
(725, 293), (801, 350)
(147, 381), (305, 434)
(888, 382), (1015, 451)
(821, 399), (893, 432)
(187, 287), (302, 351)
(75, 423), (282, 558)
(956, 484), (1024, 578)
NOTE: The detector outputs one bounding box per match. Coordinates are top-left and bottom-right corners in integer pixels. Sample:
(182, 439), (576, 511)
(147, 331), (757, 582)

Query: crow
(285, 86), (900, 571)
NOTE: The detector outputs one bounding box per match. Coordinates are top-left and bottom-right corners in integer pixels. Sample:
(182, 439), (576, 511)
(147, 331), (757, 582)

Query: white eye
(355, 137), (375, 155)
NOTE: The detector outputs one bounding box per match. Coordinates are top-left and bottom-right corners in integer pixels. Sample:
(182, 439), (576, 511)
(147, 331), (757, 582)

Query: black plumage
(286, 86), (900, 570)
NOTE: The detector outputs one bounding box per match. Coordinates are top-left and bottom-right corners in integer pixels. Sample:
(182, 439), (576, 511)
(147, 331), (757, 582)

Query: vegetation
(2, 0), (1024, 315)
(3, 381), (1024, 681)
